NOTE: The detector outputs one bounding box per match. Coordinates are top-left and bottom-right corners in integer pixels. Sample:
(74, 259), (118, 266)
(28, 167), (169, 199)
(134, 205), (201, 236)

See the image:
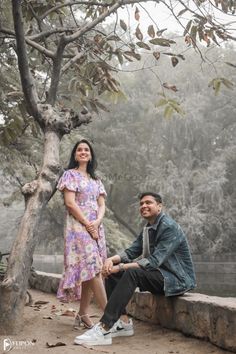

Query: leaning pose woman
(57, 139), (107, 329)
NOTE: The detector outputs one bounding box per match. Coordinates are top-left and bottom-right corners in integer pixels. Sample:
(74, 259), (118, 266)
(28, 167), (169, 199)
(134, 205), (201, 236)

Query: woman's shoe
(74, 314), (94, 329)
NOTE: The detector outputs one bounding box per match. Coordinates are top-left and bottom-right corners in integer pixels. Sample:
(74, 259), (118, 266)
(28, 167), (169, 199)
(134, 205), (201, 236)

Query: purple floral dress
(57, 169), (107, 302)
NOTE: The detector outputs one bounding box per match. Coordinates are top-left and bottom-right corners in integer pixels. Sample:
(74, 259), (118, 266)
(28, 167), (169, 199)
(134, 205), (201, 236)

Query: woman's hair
(67, 139), (98, 179)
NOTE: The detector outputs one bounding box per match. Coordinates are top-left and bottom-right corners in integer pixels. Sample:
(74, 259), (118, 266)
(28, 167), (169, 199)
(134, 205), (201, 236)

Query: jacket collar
(146, 212), (165, 230)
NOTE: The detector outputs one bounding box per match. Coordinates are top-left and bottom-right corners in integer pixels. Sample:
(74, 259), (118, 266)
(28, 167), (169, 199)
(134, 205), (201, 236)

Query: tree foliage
(79, 43), (236, 255)
(0, 0), (236, 334)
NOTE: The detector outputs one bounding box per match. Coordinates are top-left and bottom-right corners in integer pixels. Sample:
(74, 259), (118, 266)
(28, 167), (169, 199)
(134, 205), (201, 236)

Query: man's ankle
(120, 315), (129, 324)
(101, 322), (110, 332)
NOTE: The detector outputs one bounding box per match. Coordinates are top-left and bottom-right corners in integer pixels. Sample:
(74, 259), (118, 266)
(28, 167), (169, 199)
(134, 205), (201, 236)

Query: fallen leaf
(34, 300), (49, 305)
(46, 342), (66, 348)
(43, 316), (53, 320)
(61, 310), (75, 317)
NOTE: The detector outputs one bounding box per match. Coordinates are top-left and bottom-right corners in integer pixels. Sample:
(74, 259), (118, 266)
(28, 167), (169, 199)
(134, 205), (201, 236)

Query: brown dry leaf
(43, 316), (53, 320)
(135, 6), (140, 21)
(61, 310), (75, 317)
(34, 300), (49, 305)
(153, 51), (160, 61)
(163, 82), (178, 92)
(46, 342), (66, 348)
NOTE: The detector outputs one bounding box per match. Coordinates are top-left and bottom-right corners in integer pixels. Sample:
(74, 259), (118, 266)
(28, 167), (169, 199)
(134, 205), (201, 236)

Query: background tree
(0, 0), (236, 334)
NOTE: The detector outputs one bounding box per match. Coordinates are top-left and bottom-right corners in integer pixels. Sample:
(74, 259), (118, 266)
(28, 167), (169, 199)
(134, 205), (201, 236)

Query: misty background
(0, 35), (235, 297)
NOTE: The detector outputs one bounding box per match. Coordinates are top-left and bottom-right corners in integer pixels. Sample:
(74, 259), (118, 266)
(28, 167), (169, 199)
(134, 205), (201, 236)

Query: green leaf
(120, 19), (127, 32)
(149, 38), (175, 47)
(184, 20), (192, 36)
(155, 98), (168, 107)
(124, 51), (141, 60)
(116, 51), (123, 65)
(95, 101), (110, 112)
(164, 105), (174, 119)
(136, 42), (151, 50)
(221, 78), (234, 90)
(177, 8), (187, 17)
(190, 26), (198, 47)
(107, 35), (121, 41)
(135, 25), (143, 41)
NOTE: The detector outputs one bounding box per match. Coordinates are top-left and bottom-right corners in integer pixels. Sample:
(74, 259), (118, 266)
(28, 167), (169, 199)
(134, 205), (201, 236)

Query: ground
(0, 289), (233, 354)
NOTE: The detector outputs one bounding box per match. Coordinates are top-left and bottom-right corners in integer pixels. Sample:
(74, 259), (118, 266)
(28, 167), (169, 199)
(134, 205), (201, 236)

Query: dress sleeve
(57, 170), (81, 192)
(97, 179), (107, 198)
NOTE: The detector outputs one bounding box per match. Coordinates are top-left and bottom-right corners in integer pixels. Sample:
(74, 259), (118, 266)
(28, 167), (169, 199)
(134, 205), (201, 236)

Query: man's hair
(139, 192), (162, 204)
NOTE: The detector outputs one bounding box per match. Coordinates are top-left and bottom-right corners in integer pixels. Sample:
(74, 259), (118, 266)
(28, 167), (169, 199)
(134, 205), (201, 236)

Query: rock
(127, 290), (236, 353)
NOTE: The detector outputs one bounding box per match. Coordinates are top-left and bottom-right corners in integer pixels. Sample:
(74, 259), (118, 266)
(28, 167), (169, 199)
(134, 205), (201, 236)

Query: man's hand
(102, 258), (113, 274)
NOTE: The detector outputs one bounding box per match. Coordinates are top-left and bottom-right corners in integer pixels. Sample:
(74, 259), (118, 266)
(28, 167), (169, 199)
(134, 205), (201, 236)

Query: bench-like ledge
(127, 290), (236, 353)
(29, 271), (236, 353)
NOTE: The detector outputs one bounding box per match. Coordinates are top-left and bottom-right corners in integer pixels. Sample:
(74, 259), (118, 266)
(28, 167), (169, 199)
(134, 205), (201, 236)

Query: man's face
(139, 195), (162, 221)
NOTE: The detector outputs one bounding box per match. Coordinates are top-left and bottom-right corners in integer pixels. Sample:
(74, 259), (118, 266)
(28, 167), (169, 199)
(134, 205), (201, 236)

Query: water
(33, 254), (236, 297)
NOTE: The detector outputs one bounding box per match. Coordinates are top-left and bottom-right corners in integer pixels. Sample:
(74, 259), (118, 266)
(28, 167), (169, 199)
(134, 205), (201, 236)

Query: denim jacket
(119, 212), (196, 296)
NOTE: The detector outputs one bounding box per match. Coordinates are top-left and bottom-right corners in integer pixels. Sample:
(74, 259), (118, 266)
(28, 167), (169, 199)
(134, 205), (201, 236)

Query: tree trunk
(0, 130), (61, 334)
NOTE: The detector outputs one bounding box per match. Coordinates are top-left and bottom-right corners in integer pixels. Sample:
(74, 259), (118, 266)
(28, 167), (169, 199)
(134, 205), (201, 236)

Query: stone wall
(127, 291), (236, 353)
(29, 271), (236, 353)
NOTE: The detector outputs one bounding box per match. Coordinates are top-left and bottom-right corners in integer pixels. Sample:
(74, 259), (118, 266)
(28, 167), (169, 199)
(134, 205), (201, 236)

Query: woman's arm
(96, 195), (106, 224)
(86, 195), (105, 234)
(64, 189), (98, 239)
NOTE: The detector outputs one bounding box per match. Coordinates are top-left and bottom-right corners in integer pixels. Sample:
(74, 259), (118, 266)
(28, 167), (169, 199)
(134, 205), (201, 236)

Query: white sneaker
(74, 323), (112, 346)
(111, 319), (134, 337)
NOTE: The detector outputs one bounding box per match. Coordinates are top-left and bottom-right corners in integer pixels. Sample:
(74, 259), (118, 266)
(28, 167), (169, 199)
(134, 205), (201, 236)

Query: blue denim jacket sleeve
(119, 231), (143, 263)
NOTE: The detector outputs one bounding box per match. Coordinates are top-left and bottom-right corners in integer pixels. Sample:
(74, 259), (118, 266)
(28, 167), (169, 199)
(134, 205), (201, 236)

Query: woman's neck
(76, 163), (88, 175)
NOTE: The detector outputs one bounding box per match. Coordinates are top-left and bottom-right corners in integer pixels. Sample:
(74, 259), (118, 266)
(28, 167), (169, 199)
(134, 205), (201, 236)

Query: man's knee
(122, 267), (142, 280)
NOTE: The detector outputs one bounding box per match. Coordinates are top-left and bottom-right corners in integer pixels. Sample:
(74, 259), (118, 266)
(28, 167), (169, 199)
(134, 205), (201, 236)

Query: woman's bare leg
(79, 281), (93, 315)
(89, 273), (107, 311)
(75, 281), (94, 328)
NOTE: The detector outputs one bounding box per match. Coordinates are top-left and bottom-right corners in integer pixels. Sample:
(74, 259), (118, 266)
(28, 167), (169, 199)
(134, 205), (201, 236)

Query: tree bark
(0, 130), (61, 334)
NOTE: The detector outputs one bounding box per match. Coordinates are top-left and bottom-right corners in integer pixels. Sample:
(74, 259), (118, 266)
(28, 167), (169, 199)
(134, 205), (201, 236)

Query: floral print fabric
(57, 169), (107, 302)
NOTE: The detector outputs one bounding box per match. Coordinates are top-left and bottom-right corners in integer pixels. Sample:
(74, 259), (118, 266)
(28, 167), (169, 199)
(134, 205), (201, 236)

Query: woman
(57, 139), (107, 329)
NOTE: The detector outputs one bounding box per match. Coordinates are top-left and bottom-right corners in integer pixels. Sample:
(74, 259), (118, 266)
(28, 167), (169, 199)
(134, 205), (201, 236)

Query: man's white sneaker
(111, 319), (134, 338)
(74, 323), (112, 346)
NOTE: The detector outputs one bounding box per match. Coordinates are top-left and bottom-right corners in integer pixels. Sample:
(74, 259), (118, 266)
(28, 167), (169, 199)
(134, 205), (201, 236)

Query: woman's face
(75, 142), (92, 164)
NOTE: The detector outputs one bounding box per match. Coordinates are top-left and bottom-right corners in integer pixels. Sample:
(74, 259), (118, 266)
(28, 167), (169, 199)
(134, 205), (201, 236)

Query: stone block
(127, 291), (236, 353)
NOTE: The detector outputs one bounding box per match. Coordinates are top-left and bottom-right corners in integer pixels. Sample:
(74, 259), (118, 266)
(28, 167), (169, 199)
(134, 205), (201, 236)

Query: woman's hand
(85, 221), (99, 240)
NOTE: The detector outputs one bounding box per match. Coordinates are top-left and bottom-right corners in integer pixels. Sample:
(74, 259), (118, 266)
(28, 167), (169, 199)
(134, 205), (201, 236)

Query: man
(74, 192), (196, 346)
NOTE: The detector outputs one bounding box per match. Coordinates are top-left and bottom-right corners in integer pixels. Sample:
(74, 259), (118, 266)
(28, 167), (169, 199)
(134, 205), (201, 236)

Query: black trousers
(100, 268), (164, 329)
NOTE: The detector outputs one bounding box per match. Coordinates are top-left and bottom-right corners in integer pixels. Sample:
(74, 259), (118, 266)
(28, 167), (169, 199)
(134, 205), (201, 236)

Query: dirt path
(0, 289), (232, 354)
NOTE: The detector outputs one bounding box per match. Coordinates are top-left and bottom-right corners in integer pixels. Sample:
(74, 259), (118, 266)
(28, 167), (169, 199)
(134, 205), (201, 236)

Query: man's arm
(102, 256), (140, 277)
(102, 233), (143, 277)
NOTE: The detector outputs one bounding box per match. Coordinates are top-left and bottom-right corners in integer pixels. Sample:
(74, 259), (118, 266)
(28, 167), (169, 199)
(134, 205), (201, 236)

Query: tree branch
(61, 50), (87, 74)
(40, 1), (110, 20)
(64, 0), (161, 43)
(28, 28), (74, 41)
(25, 37), (55, 58)
(11, 0), (40, 119)
(47, 36), (67, 105)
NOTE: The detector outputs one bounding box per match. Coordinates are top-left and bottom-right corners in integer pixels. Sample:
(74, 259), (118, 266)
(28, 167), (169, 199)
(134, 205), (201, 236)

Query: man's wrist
(118, 263), (125, 272)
